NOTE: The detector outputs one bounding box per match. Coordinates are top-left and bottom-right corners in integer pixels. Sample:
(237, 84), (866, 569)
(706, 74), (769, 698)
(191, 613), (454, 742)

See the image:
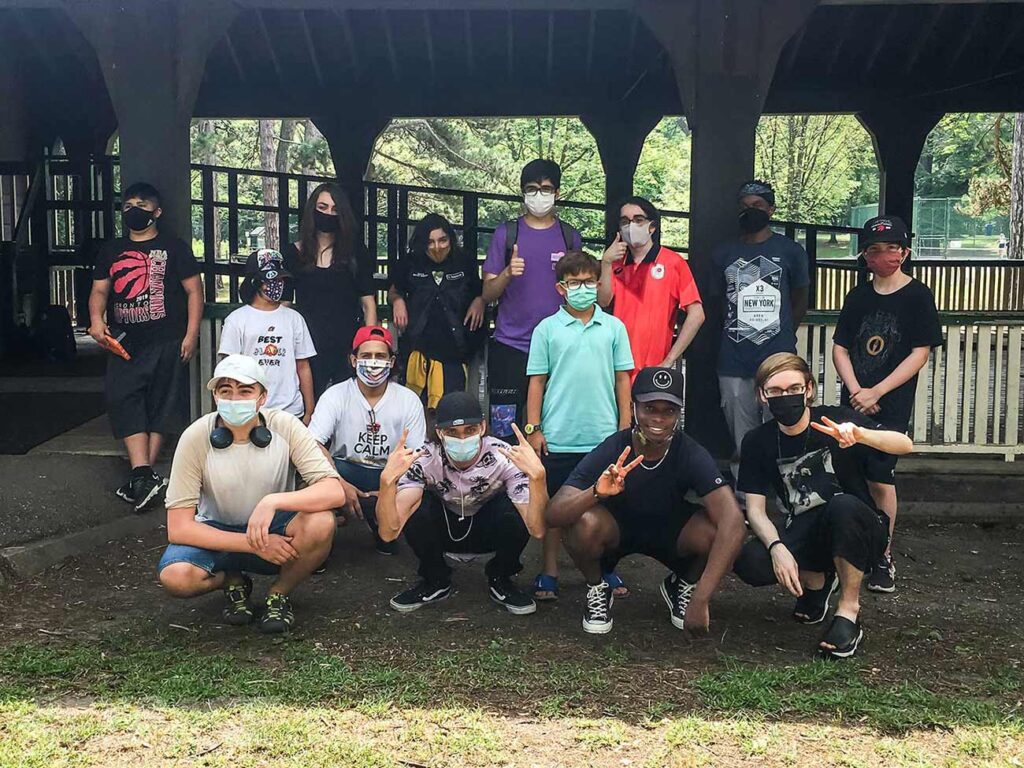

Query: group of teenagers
(88, 158), (942, 659)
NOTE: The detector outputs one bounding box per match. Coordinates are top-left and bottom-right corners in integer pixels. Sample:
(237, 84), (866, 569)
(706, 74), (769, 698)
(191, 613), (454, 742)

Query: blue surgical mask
(566, 284), (597, 311)
(443, 434), (481, 463)
(217, 397), (259, 427)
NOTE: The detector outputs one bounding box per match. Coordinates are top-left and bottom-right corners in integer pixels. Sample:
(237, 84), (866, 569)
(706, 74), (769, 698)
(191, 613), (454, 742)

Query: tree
(1011, 113), (1024, 259)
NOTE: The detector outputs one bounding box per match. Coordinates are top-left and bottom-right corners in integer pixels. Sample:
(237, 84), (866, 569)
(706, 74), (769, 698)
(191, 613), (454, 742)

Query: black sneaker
(375, 536), (399, 556)
(132, 472), (163, 513)
(389, 580), (452, 613)
(488, 576), (536, 615)
(258, 593), (295, 634)
(582, 580), (614, 634)
(222, 575), (255, 626)
(660, 572), (695, 630)
(867, 555), (896, 593)
(115, 480), (135, 505)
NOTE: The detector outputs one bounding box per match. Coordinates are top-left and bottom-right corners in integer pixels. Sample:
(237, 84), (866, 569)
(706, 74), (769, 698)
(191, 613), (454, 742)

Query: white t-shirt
(308, 378), (427, 468)
(218, 304), (316, 416)
(165, 408), (340, 527)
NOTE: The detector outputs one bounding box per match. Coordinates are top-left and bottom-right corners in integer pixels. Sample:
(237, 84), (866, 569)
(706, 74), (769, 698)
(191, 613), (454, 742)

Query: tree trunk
(258, 119), (279, 250)
(1010, 113), (1024, 260)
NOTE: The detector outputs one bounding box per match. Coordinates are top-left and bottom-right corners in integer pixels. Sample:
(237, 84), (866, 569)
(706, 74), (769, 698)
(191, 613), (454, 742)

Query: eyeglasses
(764, 384), (807, 398)
(560, 278), (598, 290)
(524, 185), (557, 196)
(619, 215), (650, 226)
(864, 243), (904, 256)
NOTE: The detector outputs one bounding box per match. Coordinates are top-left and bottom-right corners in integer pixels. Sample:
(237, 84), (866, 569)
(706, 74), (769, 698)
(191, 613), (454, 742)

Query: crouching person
(157, 354), (345, 634)
(732, 353), (913, 659)
(376, 392), (547, 615)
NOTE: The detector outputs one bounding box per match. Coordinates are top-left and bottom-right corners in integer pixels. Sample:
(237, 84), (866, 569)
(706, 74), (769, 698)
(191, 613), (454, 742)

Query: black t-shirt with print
(833, 279), (941, 430)
(566, 428), (727, 518)
(738, 405), (885, 524)
(93, 233), (200, 346)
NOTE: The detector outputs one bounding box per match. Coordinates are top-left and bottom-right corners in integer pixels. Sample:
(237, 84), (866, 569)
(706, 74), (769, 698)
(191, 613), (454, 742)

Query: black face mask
(123, 206), (155, 232)
(738, 207), (770, 234)
(313, 210), (340, 233)
(766, 393), (807, 427)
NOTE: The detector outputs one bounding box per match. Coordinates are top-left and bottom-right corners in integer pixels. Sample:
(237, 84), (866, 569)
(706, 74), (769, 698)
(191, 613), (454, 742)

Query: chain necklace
(634, 430), (673, 471)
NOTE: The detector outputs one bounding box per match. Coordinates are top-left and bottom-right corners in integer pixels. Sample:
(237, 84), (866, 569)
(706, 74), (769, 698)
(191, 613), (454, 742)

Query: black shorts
(106, 338), (188, 439)
(865, 450), (899, 486)
(542, 452), (588, 499)
(600, 500), (701, 574)
(487, 339), (528, 440)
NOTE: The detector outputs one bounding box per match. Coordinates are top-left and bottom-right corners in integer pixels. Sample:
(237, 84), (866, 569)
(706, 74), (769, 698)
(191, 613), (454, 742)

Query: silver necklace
(635, 432), (672, 471)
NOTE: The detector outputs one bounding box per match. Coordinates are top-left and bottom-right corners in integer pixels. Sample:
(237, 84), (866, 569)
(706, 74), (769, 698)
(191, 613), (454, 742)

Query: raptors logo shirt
(93, 234), (200, 345)
(833, 278), (941, 430)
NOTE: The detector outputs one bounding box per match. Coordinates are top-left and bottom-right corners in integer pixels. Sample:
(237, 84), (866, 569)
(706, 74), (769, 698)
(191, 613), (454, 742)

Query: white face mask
(621, 222), (652, 248)
(524, 191), (556, 218)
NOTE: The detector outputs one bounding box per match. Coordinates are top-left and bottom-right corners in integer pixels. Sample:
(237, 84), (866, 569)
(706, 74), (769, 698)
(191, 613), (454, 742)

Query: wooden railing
(798, 311), (1023, 460)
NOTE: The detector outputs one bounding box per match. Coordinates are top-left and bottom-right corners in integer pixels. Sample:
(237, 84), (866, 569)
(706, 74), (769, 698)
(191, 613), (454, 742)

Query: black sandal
(818, 615), (864, 659)
(792, 574), (839, 625)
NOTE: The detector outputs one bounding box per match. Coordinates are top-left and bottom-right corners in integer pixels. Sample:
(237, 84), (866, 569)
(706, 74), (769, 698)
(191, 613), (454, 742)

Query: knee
(159, 562), (208, 598)
(289, 511), (337, 547)
(565, 511), (608, 556)
(732, 538), (775, 587)
(825, 495), (872, 528)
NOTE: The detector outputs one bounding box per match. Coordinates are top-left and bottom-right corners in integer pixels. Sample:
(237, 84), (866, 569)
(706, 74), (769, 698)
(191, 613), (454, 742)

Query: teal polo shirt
(526, 304), (634, 454)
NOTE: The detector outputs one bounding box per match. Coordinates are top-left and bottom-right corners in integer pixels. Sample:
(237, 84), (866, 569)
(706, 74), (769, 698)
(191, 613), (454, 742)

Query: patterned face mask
(355, 358), (392, 388)
(261, 278), (285, 302)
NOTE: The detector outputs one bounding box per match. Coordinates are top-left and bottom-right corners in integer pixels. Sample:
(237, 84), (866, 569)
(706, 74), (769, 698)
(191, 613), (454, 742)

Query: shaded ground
(0, 392), (106, 455)
(1, 520), (1022, 766)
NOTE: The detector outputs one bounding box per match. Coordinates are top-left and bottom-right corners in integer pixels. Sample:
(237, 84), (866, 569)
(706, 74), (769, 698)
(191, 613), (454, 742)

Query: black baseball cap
(435, 391), (485, 429)
(240, 248), (290, 303)
(859, 215), (910, 251)
(632, 367), (684, 408)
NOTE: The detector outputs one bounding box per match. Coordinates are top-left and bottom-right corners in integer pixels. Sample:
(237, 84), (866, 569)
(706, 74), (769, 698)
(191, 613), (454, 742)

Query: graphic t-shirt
(737, 405), (884, 524)
(397, 436), (530, 516)
(565, 429), (726, 518)
(164, 408), (340, 527)
(308, 378), (427, 468)
(609, 246), (702, 378)
(482, 218), (583, 353)
(92, 234), (200, 346)
(713, 233), (809, 378)
(833, 279), (942, 430)
(218, 305), (317, 416)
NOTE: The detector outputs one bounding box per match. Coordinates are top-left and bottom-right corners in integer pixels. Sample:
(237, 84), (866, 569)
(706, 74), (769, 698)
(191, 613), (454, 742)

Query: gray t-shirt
(713, 233), (809, 378)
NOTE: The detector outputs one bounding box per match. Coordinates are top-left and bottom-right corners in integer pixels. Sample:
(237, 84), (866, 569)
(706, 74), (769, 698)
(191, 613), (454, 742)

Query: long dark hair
(617, 195), (662, 251)
(409, 213), (462, 260)
(296, 182), (359, 273)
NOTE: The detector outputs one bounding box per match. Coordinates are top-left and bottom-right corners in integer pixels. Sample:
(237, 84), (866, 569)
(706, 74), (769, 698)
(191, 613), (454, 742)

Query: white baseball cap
(206, 354), (268, 391)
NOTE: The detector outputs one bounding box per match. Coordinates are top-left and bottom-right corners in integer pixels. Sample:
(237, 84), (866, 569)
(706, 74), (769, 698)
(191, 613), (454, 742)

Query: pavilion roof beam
(381, 10), (400, 81)
(778, 20), (808, 79)
(464, 10), (474, 71)
(546, 11), (555, 83)
(300, 11), (324, 85)
(822, 7), (855, 77)
(422, 10), (436, 82)
(255, 10), (285, 84)
(987, 10), (1024, 73)
(584, 10), (596, 81)
(335, 8), (361, 79)
(901, 4), (945, 77)
(506, 9), (514, 80)
(945, 4), (987, 74)
(13, 9), (57, 78)
(860, 5), (898, 79)
(223, 29), (248, 83)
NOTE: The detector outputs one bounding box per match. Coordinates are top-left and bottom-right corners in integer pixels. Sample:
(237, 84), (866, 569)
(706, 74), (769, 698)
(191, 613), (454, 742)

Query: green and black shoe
(222, 575), (255, 626)
(258, 593), (295, 634)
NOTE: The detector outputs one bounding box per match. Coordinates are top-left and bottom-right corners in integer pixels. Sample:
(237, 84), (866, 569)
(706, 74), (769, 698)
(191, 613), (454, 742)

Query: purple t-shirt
(396, 437), (530, 516)
(482, 218), (582, 353)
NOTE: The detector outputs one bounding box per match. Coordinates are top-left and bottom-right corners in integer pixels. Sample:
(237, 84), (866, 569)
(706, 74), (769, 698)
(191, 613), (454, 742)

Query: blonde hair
(755, 352), (814, 392)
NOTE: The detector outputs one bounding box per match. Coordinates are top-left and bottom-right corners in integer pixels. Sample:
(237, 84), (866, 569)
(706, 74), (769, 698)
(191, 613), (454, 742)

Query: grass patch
(693, 658), (1020, 731)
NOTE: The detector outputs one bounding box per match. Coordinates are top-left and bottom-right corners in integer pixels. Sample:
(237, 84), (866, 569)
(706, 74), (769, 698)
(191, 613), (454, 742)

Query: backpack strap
(557, 219), (576, 254)
(503, 219), (519, 267)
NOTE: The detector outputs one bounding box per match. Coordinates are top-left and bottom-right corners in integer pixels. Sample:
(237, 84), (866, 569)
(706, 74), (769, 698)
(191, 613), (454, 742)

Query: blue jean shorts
(157, 510), (298, 577)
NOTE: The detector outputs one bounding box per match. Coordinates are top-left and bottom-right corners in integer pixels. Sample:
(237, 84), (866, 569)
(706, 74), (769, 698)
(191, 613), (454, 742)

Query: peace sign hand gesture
(810, 416), (862, 449)
(594, 447), (645, 498)
(496, 423), (545, 481)
(380, 428), (423, 486)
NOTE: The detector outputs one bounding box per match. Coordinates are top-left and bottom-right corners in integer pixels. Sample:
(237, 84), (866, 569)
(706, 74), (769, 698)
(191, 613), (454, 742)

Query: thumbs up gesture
(603, 232), (627, 264)
(509, 244), (526, 277)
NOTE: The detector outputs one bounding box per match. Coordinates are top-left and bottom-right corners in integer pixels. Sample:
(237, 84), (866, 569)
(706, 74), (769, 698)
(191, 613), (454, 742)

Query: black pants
(487, 339), (529, 440)
(403, 493), (530, 585)
(733, 494), (888, 587)
(542, 452), (588, 498)
(106, 338), (188, 439)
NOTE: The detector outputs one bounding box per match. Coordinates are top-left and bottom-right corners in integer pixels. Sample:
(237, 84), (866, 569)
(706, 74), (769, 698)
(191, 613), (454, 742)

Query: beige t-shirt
(165, 408), (340, 527)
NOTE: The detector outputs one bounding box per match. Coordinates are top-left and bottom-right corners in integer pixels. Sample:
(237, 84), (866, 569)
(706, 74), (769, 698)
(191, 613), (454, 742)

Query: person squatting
(115, 168), (933, 660)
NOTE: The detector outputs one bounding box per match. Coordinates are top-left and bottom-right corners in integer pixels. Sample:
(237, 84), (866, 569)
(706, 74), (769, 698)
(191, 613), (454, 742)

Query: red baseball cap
(351, 325), (394, 353)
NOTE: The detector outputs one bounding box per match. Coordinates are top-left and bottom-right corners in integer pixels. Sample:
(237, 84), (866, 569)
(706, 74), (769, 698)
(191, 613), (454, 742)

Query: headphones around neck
(210, 412), (273, 450)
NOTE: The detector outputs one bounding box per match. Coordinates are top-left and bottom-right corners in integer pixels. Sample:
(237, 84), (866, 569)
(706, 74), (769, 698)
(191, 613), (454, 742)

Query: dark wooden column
(638, 0), (818, 457)
(312, 113), (392, 219)
(69, 0), (236, 242)
(858, 106), (943, 235)
(581, 108), (663, 237)
(0, 54), (29, 162)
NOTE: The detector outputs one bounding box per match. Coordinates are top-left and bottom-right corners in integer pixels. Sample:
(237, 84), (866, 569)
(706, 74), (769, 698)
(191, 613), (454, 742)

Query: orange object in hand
(99, 331), (131, 361)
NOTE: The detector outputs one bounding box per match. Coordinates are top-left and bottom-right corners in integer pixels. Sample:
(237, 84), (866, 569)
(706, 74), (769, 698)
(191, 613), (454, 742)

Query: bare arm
(361, 295), (378, 326)
(791, 286), (809, 328)
(388, 287), (408, 332)
(874, 347), (931, 398)
(259, 475), (347, 516)
(660, 302), (705, 367)
(513, 475), (548, 540)
(598, 257), (616, 308)
(832, 343), (862, 393)
(297, 358), (315, 425)
(691, 485), (745, 605)
(182, 275), (203, 340)
(615, 371), (631, 430)
(857, 427), (914, 455)
(167, 506), (254, 552)
(744, 491), (802, 597)
(87, 278), (110, 341)
(481, 269), (512, 303)
(376, 484), (424, 543)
